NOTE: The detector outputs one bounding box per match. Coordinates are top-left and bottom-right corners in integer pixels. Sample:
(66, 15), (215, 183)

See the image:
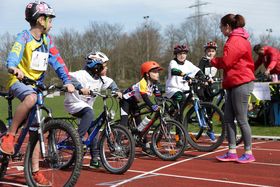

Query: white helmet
(86, 51), (109, 63)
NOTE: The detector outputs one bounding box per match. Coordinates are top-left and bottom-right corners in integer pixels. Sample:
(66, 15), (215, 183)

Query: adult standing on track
(211, 14), (256, 163)
(253, 44), (280, 79)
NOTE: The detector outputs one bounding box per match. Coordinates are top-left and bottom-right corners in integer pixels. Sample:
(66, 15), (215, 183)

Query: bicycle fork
(194, 100), (207, 129)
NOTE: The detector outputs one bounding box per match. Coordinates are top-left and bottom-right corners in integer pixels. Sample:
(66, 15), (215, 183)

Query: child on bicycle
(64, 51), (121, 168)
(119, 61), (163, 153)
(165, 44), (215, 141)
(198, 41), (218, 101)
(0, 1), (74, 186)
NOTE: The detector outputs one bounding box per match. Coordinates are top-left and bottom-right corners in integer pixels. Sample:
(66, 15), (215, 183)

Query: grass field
(0, 95), (280, 136)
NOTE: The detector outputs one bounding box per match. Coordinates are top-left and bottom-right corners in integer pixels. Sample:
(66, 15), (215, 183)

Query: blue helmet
(86, 58), (103, 69)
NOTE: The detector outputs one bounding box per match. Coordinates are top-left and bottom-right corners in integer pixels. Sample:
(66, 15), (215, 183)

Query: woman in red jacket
(254, 44), (280, 78)
(211, 14), (256, 163)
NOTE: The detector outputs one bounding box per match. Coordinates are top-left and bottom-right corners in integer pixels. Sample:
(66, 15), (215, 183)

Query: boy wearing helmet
(0, 1), (74, 185)
(64, 51), (121, 168)
(119, 61), (163, 152)
(198, 41), (218, 79)
(166, 44), (206, 107)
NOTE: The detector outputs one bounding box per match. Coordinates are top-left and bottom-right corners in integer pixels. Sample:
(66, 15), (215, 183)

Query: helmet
(173, 44), (189, 55)
(25, 1), (56, 23)
(141, 61), (163, 76)
(204, 41), (217, 50)
(86, 51), (109, 63)
(85, 58), (103, 74)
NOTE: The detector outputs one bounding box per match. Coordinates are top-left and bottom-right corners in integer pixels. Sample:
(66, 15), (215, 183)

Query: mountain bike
(166, 78), (225, 152)
(56, 90), (135, 174)
(117, 97), (187, 161)
(0, 75), (82, 187)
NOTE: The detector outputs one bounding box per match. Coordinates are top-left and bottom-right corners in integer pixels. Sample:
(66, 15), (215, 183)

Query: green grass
(0, 95), (280, 137)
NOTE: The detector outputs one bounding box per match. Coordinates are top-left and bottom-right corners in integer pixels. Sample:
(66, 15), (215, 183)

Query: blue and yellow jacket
(6, 30), (71, 88)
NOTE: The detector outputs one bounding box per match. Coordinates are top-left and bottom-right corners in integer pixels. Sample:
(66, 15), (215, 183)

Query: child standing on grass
(64, 51), (122, 168)
(0, 2), (75, 186)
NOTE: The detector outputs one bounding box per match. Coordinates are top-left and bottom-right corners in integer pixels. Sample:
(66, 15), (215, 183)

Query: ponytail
(221, 14), (245, 29)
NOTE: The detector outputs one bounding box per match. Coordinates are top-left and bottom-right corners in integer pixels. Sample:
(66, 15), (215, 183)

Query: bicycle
(166, 78), (225, 152)
(0, 75), (82, 187)
(57, 90), (135, 174)
(118, 96), (188, 161)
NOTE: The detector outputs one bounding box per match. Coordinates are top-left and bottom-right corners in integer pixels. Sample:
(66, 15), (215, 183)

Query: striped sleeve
(47, 35), (71, 84)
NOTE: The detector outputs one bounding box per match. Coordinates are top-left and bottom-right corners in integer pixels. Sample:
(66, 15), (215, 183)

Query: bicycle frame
(0, 80), (52, 159)
(57, 91), (117, 151)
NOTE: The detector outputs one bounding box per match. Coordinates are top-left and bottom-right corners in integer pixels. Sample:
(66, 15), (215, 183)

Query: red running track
(1, 140), (279, 187)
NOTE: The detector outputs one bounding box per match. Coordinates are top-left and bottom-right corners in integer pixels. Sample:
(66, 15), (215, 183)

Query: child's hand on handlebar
(65, 84), (75, 93)
(8, 67), (24, 80)
(79, 88), (91, 95)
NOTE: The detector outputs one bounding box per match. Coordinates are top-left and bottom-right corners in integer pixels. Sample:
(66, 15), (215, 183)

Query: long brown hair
(221, 14), (245, 29)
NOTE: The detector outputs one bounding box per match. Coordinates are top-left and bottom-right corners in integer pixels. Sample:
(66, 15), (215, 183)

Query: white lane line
(252, 162), (280, 167)
(0, 181), (27, 187)
(253, 148), (280, 152)
(127, 169), (273, 187)
(111, 141), (267, 187)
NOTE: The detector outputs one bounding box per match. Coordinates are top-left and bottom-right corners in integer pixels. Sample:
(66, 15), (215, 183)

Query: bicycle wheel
(0, 120), (7, 135)
(24, 120), (82, 187)
(99, 125), (135, 174)
(184, 102), (225, 152)
(151, 119), (187, 161)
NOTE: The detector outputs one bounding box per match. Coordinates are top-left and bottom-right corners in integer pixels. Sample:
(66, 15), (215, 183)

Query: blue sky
(1, 0), (280, 38)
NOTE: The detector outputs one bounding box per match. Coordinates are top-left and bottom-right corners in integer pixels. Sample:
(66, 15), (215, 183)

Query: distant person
(253, 44), (280, 78)
(211, 14), (256, 163)
(0, 1), (75, 186)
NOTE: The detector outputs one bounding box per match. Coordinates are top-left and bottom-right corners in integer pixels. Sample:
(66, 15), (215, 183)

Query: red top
(255, 46), (280, 74)
(211, 28), (255, 89)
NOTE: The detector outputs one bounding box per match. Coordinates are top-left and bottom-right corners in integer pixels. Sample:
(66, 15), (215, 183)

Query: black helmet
(173, 44), (189, 55)
(25, 1), (56, 23)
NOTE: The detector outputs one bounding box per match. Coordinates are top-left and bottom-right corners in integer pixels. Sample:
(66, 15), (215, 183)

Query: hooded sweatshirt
(211, 28), (255, 89)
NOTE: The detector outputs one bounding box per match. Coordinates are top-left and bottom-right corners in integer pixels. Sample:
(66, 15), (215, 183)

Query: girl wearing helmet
(165, 44), (206, 108)
(198, 41), (218, 79)
(64, 51), (121, 168)
(1, 2), (74, 186)
(119, 61), (163, 153)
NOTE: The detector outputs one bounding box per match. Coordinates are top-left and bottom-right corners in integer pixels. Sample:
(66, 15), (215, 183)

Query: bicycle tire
(0, 154), (9, 179)
(151, 119), (187, 161)
(24, 119), (82, 187)
(184, 102), (225, 152)
(99, 124), (135, 174)
(0, 120), (7, 135)
(0, 120), (9, 179)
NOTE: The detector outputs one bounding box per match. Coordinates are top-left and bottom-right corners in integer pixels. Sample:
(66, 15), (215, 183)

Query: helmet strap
(43, 16), (49, 31)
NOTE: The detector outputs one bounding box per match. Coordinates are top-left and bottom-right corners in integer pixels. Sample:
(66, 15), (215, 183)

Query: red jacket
(211, 28), (255, 89)
(255, 46), (280, 74)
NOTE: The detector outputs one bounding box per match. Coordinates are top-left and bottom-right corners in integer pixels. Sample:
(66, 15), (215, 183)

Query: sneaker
(32, 171), (52, 186)
(206, 131), (216, 141)
(236, 154), (256, 163)
(216, 152), (238, 162)
(0, 134), (15, 155)
(89, 159), (101, 169)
